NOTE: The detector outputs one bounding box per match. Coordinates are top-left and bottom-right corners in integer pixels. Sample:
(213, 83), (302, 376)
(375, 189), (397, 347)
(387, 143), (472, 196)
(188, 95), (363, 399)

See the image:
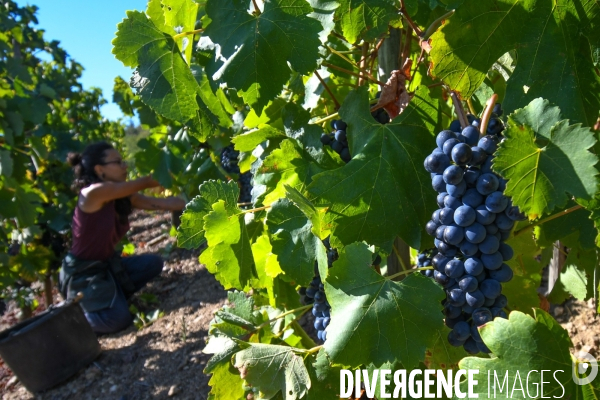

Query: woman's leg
(120, 253), (164, 291)
(84, 287), (132, 334)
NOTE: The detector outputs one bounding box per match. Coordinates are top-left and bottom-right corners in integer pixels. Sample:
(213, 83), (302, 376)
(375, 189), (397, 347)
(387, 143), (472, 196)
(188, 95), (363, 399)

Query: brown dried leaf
(376, 59), (414, 119)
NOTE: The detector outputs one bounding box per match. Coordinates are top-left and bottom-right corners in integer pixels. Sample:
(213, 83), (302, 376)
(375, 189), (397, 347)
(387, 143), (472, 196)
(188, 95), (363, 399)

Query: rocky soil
(0, 209), (599, 400)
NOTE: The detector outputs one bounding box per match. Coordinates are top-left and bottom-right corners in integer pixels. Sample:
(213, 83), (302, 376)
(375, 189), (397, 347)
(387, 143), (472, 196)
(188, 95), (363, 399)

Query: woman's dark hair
(67, 141), (132, 223)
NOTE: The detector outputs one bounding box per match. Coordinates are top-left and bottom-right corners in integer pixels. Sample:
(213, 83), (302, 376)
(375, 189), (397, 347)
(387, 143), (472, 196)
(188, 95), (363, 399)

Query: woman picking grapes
(60, 141), (185, 334)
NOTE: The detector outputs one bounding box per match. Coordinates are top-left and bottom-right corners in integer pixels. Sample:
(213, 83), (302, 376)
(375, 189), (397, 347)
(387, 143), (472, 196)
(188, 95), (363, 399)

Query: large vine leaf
(429, 0), (600, 125)
(323, 242), (445, 369)
(255, 139), (330, 205)
(456, 309), (596, 399)
(112, 11), (200, 124)
(177, 180), (239, 249)
(493, 101), (599, 220)
(234, 344), (311, 400)
(266, 199), (325, 286)
(307, 85), (439, 249)
(134, 139), (185, 188)
(335, 0), (399, 44)
(204, 0), (322, 113)
(535, 201), (598, 250)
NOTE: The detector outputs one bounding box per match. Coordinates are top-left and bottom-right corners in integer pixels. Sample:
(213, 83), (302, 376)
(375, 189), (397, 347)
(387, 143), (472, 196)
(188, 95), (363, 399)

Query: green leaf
(509, 98), (562, 144)
(112, 11), (202, 125)
(548, 247), (597, 303)
(200, 199), (258, 290)
(284, 185), (323, 237)
(162, 0), (199, 63)
(204, 0), (322, 112)
(266, 199), (324, 286)
(502, 231), (543, 313)
(255, 139), (329, 205)
(535, 202), (597, 250)
(457, 309), (581, 399)
(335, 0), (399, 44)
(307, 86), (439, 248)
(135, 139), (185, 188)
(0, 149), (13, 177)
(204, 335), (241, 373)
(178, 180), (240, 249)
(323, 242), (445, 369)
(429, 0), (600, 125)
(251, 233), (284, 287)
(494, 104), (599, 220)
(426, 325), (468, 370)
(234, 343), (310, 400)
(307, 0), (339, 43)
(207, 361), (246, 399)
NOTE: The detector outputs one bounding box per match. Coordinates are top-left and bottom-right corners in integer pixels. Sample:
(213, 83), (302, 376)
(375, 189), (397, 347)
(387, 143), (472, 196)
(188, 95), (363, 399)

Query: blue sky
(15, 0), (149, 122)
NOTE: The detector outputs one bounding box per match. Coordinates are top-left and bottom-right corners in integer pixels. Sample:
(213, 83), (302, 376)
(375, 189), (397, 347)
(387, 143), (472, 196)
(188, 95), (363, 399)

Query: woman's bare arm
(79, 176), (160, 212)
(130, 193), (186, 211)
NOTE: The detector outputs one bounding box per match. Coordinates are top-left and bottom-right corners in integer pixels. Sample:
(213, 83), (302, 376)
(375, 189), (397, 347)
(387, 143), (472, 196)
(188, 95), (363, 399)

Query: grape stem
(313, 112), (339, 126)
(450, 92), (469, 129)
(479, 94), (498, 136)
(254, 304), (312, 333)
(358, 43), (369, 86)
(295, 345), (323, 355)
(240, 205), (271, 214)
(399, 0), (422, 37)
(314, 70), (340, 110)
(387, 266), (432, 281)
(172, 28), (204, 40)
(512, 204), (583, 238)
(251, 0), (261, 14)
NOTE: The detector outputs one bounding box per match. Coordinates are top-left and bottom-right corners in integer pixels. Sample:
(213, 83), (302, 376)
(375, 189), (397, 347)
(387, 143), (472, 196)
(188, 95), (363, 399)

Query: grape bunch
(320, 119), (351, 163)
(449, 104), (505, 137)
(299, 238), (339, 342)
(423, 107), (525, 354)
(220, 145), (253, 204)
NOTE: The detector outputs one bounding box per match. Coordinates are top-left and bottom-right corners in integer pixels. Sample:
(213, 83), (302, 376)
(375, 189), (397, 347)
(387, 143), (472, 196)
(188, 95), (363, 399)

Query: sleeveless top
(70, 197), (130, 261)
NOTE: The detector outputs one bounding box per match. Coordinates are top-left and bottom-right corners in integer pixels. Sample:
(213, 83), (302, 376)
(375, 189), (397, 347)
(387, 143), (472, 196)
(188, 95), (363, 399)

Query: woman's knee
(85, 303), (132, 334)
(147, 254), (164, 278)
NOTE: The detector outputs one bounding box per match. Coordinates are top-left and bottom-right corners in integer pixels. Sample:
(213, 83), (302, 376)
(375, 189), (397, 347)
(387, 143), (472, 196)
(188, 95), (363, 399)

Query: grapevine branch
(358, 42), (369, 86)
(399, 0), (422, 37)
(421, 10), (455, 40)
(251, 0), (261, 14)
(513, 204), (584, 238)
(450, 91), (469, 129)
(322, 62), (386, 86)
(314, 70), (340, 109)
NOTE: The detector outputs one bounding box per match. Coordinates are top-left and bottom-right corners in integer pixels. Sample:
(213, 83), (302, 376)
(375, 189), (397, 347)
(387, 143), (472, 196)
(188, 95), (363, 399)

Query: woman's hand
(140, 174), (160, 189)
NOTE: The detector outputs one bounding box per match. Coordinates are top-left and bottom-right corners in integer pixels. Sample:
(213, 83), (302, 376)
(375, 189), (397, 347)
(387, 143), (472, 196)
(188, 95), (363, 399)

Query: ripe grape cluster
(220, 145), (253, 204)
(321, 119), (351, 163)
(299, 238), (339, 342)
(423, 105), (525, 354)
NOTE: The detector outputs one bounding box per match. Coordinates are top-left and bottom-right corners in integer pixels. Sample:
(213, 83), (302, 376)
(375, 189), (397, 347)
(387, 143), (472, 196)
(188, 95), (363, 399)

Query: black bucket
(0, 296), (101, 393)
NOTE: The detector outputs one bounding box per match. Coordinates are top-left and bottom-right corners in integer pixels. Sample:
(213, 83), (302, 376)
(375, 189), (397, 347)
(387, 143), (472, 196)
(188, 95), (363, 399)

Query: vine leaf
(458, 309), (594, 399)
(493, 101), (599, 220)
(429, 0), (600, 125)
(335, 0), (399, 44)
(266, 199), (326, 286)
(234, 344), (311, 400)
(200, 199), (258, 290)
(204, 0), (322, 113)
(161, 0), (199, 63)
(177, 180), (239, 249)
(112, 11), (200, 124)
(502, 230), (543, 314)
(548, 247), (597, 303)
(134, 140), (185, 188)
(255, 139), (329, 206)
(536, 201), (598, 250)
(323, 242), (445, 370)
(426, 326), (468, 371)
(207, 361), (246, 399)
(307, 86), (438, 249)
